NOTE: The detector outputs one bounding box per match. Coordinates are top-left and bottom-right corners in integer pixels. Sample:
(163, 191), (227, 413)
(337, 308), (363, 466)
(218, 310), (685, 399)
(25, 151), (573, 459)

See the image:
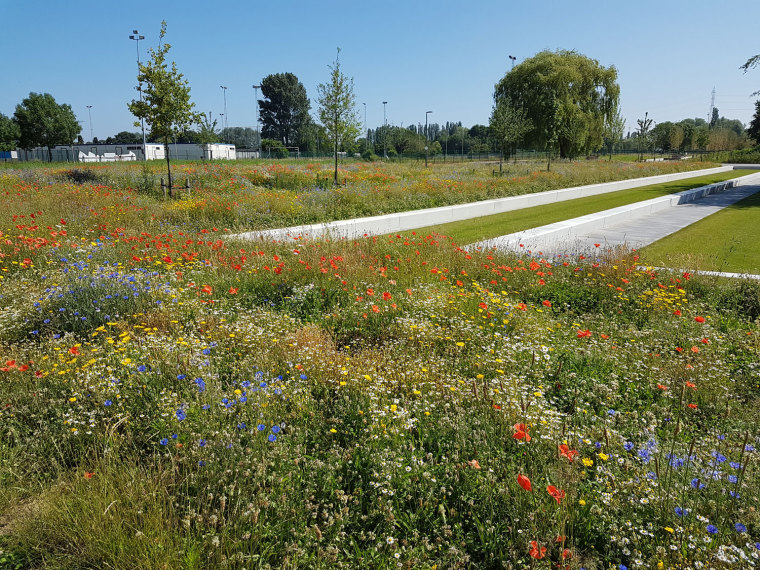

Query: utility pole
(382, 101), (388, 159)
(220, 86), (228, 142)
(425, 110), (432, 167)
(86, 105), (93, 143)
(252, 84), (261, 153)
(129, 29), (146, 159)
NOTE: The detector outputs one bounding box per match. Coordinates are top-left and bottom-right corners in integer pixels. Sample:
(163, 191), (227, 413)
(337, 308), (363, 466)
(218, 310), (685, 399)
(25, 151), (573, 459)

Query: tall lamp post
(86, 105), (93, 143)
(509, 55), (516, 69)
(382, 101), (388, 159)
(362, 102), (367, 155)
(252, 84), (261, 154)
(424, 110), (432, 167)
(220, 86), (228, 142)
(129, 29), (146, 160)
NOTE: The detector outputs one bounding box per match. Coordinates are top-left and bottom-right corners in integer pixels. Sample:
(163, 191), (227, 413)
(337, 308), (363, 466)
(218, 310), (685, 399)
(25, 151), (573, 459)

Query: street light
(424, 110), (432, 167)
(220, 86), (228, 142)
(509, 55), (516, 69)
(252, 84), (261, 154)
(129, 29), (147, 160)
(86, 105), (93, 143)
(382, 101), (388, 159)
(363, 102), (367, 155)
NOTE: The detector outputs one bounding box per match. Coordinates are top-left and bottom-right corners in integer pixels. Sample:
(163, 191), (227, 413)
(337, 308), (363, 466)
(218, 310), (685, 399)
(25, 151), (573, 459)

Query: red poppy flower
(68, 346), (80, 356)
(657, 383), (668, 390)
(577, 329), (591, 338)
(542, 300), (552, 307)
(201, 285), (212, 295)
(685, 381), (696, 390)
(371, 305), (380, 313)
(84, 471), (94, 479)
(547, 485), (565, 504)
(513, 423), (531, 442)
(228, 287), (239, 294)
(688, 403), (698, 409)
(383, 292), (392, 301)
(517, 474), (532, 491)
(559, 444), (579, 462)
(695, 316), (705, 323)
(673, 310), (682, 316)
(529, 540), (546, 559)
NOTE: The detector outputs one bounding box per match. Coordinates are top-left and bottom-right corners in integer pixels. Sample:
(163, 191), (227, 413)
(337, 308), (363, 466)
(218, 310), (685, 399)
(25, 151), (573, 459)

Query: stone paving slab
(471, 173), (760, 259)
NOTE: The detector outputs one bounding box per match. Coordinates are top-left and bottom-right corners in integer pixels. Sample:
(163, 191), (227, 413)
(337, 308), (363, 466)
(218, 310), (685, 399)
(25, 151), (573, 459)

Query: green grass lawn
(405, 171), (757, 244)
(641, 187), (760, 274)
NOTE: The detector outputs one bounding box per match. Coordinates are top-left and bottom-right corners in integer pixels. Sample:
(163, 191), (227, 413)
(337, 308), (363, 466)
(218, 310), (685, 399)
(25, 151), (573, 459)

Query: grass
(1, 160), (759, 569)
(641, 189), (760, 274)
(401, 170), (757, 245)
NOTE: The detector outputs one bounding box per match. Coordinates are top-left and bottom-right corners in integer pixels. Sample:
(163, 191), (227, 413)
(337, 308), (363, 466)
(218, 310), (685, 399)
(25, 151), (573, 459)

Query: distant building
(14, 143), (237, 162)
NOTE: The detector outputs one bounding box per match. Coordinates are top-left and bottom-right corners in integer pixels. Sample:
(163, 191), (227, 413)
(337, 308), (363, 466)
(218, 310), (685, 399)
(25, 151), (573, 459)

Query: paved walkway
(474, 182), (760, 259)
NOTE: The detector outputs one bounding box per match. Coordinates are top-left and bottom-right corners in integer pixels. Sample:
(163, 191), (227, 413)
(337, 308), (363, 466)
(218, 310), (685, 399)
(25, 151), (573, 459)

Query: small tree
(317, 48), (361, 185)
(747, 100), (760, 144)
(0, 113), (20, 152)
(603, 108), (625, 160)
(489, 97), (532, 171)
(14, 93), (80, 161)
(128, 21), (202, 195)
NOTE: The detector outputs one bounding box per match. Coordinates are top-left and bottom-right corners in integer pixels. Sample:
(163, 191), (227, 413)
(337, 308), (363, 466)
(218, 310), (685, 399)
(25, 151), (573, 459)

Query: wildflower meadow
(0, 158), (758, 569)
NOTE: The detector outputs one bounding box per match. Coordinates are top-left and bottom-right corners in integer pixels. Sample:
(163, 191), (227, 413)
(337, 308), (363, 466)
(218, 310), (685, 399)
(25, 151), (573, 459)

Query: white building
(17, 143), (236, 162)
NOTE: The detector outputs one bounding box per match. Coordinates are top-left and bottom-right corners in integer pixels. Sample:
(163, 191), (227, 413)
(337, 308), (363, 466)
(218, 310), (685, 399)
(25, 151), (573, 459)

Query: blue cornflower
(237, 423), (246, 429)
(746, 444), (756, 452)
(177, 374), (186, 380)
(199, 439), (206, 447)
(624, 442), (634, 451)
(706, 524), (718, 534)
(195, 378), (205, 392)
(728, 475), (738, 484)
(271, 425), (281, 434)
(711, 451), (727, 463)
(171, 433), (178, 439)
(607, 409), (616, 416)
(638, 448), (651, 462)
(300, 374), (307, 380)
(104, 400), (112, 406)
(735, 523), (747, 533)
(730, 461), (742, 469)
(619, 565), (627, 570)
(595, 441), (602, 450)
(241, 380), (251, 388)
(674, 507), (687, 517)
(260, 382), (267, 388)
(691, 478), (704, 489)
(239, 395), (247, 403)
(159, 438), (169, 446)
(646, 471), (657, 480)
(198, 460), (206, 467)
(268, 434), (277, 442)
(257, 424), (266, 431)
(202, 404), (210, 410)
(176, 409), (186, 422)
(202, 348), (211, 355)
(137, 365), (147, 372)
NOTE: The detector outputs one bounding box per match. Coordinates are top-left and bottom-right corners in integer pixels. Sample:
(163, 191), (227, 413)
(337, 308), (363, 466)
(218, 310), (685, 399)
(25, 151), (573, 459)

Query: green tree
(105, 131), (143, 145)
(317, 48), (361, 185)
(747, 100), (760, 143)
(494, 50), (619, 159)
(259, 73), (311, 148)
(740, 54), (760, 95)
(489, 97), (532, 171)
(602, 107), (625, 160)
(13, 92), (81, 161)
(0, 113), (20, 151)
(128, 21), (202, 196)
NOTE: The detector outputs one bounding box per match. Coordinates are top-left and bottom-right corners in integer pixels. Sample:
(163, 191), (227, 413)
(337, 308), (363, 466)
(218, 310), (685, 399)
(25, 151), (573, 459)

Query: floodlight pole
(86, 105), (93, 143)
(425, 110), (432, 167)
(220, 86), (228, 142)
(382, 101), (388, 159)
(252, 84), (261, 154)
(129, 29), (147, 160)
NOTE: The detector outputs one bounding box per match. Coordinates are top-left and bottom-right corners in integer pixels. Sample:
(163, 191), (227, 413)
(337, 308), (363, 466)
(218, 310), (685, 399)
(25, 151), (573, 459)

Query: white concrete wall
(237, 166), (734, 242)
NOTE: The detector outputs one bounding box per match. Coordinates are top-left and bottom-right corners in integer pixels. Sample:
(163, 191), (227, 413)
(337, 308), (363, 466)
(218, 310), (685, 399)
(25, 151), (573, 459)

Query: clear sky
(2, 0), (759, 141)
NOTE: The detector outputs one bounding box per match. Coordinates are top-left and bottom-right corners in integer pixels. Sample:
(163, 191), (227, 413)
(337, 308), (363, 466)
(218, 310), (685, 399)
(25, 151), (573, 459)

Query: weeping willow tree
(494, 50), (620, 161)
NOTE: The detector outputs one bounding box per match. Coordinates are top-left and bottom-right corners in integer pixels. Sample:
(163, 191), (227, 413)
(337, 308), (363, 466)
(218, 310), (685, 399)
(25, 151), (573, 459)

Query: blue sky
(2, 0), (759, 141)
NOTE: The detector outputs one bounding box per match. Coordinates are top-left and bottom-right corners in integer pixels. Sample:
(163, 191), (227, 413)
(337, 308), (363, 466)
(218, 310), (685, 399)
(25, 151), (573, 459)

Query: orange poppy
(547, 485), (565, 504)
(529, 540), (546, 559)
(513, 423), (531, 442)
(517, 474), (532, 492)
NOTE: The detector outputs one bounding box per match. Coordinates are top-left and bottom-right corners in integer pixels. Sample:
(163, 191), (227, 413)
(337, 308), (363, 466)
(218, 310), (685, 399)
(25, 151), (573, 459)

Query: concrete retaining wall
(474, 171), (760, 250)
(236, 166), (734, 242)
